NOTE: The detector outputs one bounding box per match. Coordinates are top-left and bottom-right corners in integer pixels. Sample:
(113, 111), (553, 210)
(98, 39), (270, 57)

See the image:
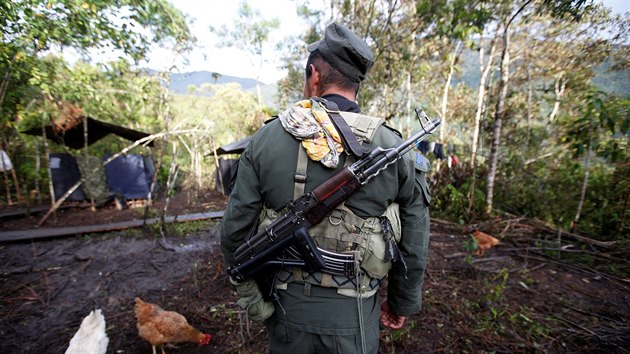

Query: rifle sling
(315, 98), (367, 159)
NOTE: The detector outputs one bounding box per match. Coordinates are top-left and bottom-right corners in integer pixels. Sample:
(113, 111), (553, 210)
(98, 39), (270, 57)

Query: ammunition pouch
(259, 202), (401, 298)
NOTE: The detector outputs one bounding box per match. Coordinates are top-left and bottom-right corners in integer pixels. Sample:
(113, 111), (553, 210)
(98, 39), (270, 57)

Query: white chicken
(65, 309), (109, 354)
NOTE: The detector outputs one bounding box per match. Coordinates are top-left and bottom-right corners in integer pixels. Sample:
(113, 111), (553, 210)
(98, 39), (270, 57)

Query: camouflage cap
(307, 22), (374, 83)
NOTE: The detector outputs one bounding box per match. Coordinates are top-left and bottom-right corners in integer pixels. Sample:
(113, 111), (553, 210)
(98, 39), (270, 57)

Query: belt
(275, 267), (383, 292)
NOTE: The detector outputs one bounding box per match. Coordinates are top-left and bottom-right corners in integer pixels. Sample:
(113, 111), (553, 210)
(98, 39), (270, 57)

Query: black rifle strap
(315, 98), (367, 158)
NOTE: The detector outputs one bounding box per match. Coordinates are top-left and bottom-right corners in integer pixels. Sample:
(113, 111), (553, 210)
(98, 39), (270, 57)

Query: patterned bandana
(279, 99), (344, 168)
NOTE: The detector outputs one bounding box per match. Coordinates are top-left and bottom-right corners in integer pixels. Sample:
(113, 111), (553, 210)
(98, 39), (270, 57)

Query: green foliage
(2, 0), (194, 60)
(416, 0), (494, 41)
(462, 234), (478, 264)
(163, 220), (213, 237)
(171, 83), (261, 140)
(430, 163), (487, 222)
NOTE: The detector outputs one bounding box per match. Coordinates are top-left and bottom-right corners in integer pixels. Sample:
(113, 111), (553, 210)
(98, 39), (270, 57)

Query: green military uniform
(221, 93), (431, 353)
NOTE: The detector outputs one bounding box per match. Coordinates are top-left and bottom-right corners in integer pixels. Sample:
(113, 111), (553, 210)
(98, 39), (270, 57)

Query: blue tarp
(104, 154), (155, 199)
(49, 153), (87, 201)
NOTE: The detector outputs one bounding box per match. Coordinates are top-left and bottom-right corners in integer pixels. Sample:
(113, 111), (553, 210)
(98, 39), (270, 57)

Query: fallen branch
(512, 253), (630, 292)
(529, 218), (616, 248)
(501, 247), (626, 263)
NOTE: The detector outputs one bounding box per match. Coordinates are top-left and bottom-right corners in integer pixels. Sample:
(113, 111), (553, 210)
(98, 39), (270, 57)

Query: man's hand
(380, 299), (406, 329)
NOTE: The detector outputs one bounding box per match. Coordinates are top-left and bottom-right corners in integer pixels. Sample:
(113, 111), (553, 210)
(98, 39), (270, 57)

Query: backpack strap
(338, 112), (385, 143)
(294, 146), (309, 199)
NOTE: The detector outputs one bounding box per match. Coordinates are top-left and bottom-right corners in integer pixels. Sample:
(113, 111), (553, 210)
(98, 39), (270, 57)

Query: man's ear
(308, 64), (320, 96)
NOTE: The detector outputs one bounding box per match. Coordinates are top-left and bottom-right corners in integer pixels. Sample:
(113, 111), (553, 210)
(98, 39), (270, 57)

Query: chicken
(471, 228), (500, 256)
(65, 309), (109, 354)
(134, 297), (211, 354)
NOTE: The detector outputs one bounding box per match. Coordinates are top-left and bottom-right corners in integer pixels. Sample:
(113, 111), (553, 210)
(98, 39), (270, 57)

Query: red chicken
(471, 228), (500, 256)
(134, 297), (211, 354)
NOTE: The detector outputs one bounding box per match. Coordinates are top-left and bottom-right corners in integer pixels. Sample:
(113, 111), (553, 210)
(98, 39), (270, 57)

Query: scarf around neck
(279, 99), (343, 168)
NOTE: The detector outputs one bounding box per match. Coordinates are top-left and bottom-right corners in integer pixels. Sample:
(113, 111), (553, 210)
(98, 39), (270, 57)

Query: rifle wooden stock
(307, 168), (361, 224)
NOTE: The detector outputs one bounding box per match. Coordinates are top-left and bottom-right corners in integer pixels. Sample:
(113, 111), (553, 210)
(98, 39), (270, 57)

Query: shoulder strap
(294, 146), (308, 199)
(338, 112), (385, 143)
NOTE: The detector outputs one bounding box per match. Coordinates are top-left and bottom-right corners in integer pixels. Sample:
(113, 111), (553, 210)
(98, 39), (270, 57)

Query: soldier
(221, 22), (432, 353)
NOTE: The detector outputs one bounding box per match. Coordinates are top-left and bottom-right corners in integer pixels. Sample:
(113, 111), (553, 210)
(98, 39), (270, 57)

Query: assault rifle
(228, 108), (440, 299)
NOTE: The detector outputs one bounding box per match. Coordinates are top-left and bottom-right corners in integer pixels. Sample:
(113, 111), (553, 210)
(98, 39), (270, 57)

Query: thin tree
(485, 0), (534, 215)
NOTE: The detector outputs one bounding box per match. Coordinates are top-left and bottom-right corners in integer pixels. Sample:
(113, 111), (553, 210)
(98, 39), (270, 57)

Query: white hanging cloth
(0, 150), (13, 171)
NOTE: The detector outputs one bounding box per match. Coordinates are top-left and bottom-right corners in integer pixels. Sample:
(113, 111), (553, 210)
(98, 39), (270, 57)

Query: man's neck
(322, 93), (361, 113)
(319, 87), (356, 102)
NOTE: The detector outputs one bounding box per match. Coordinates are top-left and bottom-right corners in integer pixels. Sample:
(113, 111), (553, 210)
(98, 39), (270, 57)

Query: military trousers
(265, 282), (380, 354)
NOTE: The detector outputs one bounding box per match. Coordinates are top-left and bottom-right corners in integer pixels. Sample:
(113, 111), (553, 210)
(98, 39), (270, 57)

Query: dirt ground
(1, 192), (629, 353)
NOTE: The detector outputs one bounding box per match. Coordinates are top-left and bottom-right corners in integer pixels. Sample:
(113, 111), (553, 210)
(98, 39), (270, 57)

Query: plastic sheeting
(49, 153), (87, 201)
(104, 154), (156, 199)
(215, 158), (238, 195)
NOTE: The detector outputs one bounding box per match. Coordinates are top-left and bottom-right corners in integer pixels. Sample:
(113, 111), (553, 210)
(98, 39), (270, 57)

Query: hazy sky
(145, 0), (309, 84)
(141, 0), (628, 84)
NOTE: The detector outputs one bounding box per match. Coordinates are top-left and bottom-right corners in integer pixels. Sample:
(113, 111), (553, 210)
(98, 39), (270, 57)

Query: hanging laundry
(433, 143), (446, 160)
(417, 140), (431, 154)
(0, 150), (12, 171)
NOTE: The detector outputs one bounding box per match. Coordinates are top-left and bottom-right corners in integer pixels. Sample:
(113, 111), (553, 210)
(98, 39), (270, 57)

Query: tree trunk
(256, 55), (263, 107)
(160, 141), (180, 236)
(525, 48), (533, 142)
(83, 115), (95, 210)
(43, 117), (56, 222)
(470, 36), (497, 169)
(548, 73), (566, 122)
(439, 41), (463, 143)
(485, 1), (533, 215)
(468, 35), (497, 215)
(35, 143), (42, 203)
(571, 130), (593, 232)
(485, 23), (511, 215)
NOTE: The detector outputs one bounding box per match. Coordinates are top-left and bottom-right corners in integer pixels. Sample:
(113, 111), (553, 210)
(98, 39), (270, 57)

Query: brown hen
(471, 229), (500, 256)
(134, 297), (211, 354)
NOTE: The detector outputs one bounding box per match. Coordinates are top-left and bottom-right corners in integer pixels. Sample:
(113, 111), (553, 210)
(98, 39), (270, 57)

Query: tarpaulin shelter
(21, 115), (156, 205)
(213, 136), (252, 155)
(104, 154), (156, 199)
(49, 153), (87, 201)
(21, 117), (153, 149)
(212, 136), (252, 195)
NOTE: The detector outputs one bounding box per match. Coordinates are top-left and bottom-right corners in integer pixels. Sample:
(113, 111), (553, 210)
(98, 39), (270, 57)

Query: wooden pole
(211, 138), (225, 197)
(42, 116), (56, 222)
(35, 142), (42, 203)
(83, 115), (95, 211)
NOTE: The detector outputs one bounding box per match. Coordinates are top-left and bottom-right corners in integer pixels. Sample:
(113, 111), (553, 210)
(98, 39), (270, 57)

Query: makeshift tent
(212, 136), (252, 195)
(214, 136), (252, 155)
(104, 154), (156, 199)
(21, 117), (153, 149)
(49, 153), (87, 201)
(215, 158), (238, 195)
